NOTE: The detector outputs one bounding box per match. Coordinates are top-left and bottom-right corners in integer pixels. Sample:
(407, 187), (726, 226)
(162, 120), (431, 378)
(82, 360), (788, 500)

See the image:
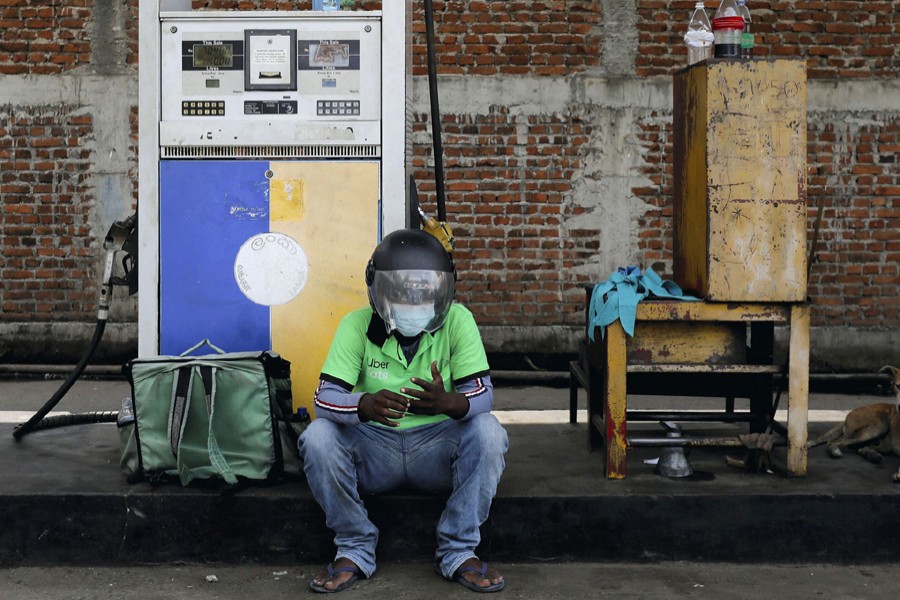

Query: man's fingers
(407, 379), (439, 394)
(400, 385), (428, 400)
(375, 405), (406, 426)
(379, 395), (410, 420)
(388, 395), (413, 412)
(406, 399), (437, 416)
(379, 390), (410, 403)
(374, 390), (412, 410)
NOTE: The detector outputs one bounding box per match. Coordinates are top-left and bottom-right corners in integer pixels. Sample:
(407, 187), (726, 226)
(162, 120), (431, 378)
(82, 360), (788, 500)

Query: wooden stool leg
(604, 321), (628, 479)
(568, 365), (578, 424)
(786, 304), (810, 476)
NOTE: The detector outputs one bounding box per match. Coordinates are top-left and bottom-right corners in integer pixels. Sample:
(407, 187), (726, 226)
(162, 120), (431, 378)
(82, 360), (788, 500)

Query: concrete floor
(2, 377), (900, 566)
(3, 562), (900, 599)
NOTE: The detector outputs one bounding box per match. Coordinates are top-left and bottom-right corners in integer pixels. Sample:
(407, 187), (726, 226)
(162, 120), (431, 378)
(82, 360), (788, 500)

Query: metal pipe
(423, 0), (447, 221)
(625, 411), (754, 422)
(628, 436), (786, 448)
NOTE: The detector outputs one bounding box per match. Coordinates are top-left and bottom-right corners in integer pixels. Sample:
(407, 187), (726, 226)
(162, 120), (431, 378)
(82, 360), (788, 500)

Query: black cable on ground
(12, 318), (113, 439)
(18, 411), (119, 432)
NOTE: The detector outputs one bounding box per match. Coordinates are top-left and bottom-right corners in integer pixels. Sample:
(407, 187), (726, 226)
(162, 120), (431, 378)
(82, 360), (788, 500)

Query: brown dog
(808, 366), (900, 482)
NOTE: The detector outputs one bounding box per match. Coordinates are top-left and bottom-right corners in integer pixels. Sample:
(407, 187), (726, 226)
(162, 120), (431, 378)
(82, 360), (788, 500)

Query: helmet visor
(370, 269), (455, 336)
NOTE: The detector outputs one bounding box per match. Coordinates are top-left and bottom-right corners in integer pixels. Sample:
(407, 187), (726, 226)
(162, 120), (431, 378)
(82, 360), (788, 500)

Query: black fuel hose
(12, 317), (116, 439)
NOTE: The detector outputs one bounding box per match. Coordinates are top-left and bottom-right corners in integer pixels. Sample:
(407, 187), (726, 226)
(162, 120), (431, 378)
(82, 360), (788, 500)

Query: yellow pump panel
(269, 161), (379, 417)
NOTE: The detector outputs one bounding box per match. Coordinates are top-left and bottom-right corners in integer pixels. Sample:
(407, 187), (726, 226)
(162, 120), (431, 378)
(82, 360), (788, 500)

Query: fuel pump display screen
(193, 44), (234, 68)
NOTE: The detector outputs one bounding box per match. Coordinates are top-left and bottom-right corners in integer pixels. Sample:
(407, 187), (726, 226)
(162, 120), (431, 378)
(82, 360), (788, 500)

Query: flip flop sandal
(309, 562), (361, 594)
(453, 561), (506, 593)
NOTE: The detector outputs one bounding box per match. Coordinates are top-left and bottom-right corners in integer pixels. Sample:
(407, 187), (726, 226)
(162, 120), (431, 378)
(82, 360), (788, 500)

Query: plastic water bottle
(117, 397), (135, 427)
(684, 2), (714, 66)
(712, 0), (744, 58)
(738, 0), (754, 58)
(312, 0), (340, 10)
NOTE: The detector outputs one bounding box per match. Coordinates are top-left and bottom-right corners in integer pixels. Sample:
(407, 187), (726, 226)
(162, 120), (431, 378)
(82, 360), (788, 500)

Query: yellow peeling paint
(268, 161), (379, 417)
(270, 178), (305, 222)
(629, 322), (745, 365)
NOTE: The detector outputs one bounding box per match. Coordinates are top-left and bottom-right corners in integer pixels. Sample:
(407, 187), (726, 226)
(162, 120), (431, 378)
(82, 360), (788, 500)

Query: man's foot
(309, 558), (362, 593)
(453, 558), (505, 593)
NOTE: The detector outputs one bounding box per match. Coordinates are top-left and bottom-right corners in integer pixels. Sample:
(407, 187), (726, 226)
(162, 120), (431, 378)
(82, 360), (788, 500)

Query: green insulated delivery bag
(119, 340), (301, 485)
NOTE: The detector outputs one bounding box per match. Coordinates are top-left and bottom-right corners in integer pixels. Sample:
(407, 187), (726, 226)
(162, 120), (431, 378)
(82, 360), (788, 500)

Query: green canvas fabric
(122, 343), (293, 485)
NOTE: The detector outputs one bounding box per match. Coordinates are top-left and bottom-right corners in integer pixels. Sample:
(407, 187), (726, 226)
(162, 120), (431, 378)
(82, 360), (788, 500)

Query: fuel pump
(138, 3), (412, 416)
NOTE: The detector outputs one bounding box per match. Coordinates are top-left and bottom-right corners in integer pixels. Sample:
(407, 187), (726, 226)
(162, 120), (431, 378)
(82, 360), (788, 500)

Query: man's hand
(358, 389), (411, 427)
(402, 361), (469, 420)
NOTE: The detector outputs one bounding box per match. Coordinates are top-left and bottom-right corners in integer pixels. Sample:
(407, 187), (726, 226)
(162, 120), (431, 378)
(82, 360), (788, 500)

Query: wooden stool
(583, 299), (809, 479)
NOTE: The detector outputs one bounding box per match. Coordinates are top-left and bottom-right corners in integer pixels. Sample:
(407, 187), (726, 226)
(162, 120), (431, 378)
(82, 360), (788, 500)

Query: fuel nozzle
(104, 213), (138, 296)
(417, 205), (454, 254)
(97, 213), (139, 320)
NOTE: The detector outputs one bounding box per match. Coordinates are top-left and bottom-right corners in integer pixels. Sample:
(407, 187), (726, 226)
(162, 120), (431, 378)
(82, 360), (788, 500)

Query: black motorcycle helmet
(365, 229), (456, 336)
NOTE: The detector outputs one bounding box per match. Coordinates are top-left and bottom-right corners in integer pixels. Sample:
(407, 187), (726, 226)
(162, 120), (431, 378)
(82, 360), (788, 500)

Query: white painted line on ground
(0, 411), (71, 424)
(0, 409), (855, 425)
(493, 409), (851, 425)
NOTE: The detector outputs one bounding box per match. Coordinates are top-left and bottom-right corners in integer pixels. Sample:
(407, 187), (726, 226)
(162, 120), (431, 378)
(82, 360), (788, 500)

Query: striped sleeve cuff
(313, 379), (363, 424)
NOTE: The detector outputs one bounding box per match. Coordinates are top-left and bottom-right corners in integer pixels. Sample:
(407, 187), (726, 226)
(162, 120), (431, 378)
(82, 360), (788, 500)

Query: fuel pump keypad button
(317, 99), (361, 116)
(181, 100), (226, 116)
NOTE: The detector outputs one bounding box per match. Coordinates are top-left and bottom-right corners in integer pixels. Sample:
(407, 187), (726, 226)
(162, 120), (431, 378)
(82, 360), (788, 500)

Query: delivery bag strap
(180, 338), (226, 357)
(168, 367), (193, 456)
(169, 364), (238, 486)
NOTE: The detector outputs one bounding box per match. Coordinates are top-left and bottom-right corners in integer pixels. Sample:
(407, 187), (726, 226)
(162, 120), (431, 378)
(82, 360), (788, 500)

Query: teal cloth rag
(588, 266), (699, 341)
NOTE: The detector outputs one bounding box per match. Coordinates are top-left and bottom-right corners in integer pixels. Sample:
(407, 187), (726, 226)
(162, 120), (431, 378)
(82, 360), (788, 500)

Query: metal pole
(423, 0), (446, 222)
(627, 437), (786, 448)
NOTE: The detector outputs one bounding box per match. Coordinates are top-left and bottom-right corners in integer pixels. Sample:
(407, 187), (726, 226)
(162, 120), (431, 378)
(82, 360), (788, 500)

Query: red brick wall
(634, 114), (675, 275)
(0, 109), (96, 320)
(0, 2), (93, 74)
(807, 116), (900, 326)
(1, 0), (898, 335)
(410, 1), (601, 77)
(418, 109), (596, 326)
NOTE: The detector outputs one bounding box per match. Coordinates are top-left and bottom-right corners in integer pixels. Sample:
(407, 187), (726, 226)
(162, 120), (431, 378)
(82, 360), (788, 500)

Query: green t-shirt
(320, 303), (490, 429)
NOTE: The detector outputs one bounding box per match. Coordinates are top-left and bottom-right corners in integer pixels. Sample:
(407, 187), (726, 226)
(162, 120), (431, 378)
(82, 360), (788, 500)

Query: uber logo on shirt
(367, 357), (389, 380)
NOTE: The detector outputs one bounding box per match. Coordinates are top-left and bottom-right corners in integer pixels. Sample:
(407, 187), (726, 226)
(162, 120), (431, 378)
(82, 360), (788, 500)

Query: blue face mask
(391, 303), (435, 337)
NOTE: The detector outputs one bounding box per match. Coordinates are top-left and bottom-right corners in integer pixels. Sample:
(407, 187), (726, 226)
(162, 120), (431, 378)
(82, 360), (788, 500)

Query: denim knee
(298, 418), (343, 463)
(463, 413), (509, 456)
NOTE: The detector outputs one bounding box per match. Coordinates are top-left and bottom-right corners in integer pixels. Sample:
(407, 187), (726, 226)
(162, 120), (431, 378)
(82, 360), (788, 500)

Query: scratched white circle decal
(234, 232), (308, 306)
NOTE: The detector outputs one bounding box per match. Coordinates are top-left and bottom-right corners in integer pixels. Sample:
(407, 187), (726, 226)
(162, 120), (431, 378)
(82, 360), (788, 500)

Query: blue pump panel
(159, 160), (271, 354)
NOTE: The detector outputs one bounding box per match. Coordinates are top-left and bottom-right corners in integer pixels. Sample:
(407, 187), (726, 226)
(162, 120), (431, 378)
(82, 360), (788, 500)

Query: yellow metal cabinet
(673, 59), (808, 301)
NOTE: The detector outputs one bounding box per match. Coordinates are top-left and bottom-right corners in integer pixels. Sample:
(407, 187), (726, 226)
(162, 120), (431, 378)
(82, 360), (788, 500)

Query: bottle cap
(712, 16), (744, 30)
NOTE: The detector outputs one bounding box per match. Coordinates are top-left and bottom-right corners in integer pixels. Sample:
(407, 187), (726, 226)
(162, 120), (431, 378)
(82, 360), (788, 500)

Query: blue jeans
(298, 413), (508, 579)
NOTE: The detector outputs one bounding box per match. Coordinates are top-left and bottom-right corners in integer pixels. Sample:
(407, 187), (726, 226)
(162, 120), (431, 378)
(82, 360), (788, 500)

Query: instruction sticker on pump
(244, 101), (298, 115)
(245, 29), (297, 91)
